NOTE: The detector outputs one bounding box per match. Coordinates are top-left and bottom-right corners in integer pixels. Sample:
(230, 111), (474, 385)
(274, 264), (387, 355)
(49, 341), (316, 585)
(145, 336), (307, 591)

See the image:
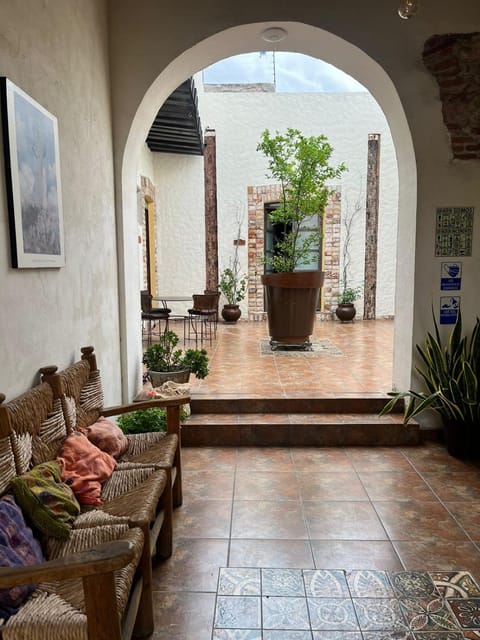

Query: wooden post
(204, 129), (218, 292)
(363, 134), (381, 320)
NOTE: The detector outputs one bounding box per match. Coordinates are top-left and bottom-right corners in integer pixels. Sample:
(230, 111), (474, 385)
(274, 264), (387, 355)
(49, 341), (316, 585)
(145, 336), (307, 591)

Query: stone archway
(118, 21), (416, 398)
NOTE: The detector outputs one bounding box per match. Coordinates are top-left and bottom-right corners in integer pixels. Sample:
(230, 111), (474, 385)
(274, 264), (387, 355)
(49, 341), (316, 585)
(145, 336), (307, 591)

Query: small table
(152, 296), (193, 342)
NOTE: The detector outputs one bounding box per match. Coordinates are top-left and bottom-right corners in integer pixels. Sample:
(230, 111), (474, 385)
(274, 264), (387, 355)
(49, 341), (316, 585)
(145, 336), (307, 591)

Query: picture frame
(1, 78), (65, 268)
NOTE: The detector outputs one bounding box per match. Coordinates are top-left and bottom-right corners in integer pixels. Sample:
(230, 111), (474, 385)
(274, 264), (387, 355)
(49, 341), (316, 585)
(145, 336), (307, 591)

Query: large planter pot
(335, 303), (356, 322)
(261, 270), (323, 345)
(443, 419), (479, 459)
(148, 369), (190, 387)
(221, 304), (242, 323)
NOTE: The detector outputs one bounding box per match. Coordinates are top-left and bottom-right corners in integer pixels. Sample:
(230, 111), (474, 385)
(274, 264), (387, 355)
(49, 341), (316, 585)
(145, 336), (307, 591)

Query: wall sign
(435, 206), (474, 257)
(441, 261), (462, 291)
(440, 296), (460, 325)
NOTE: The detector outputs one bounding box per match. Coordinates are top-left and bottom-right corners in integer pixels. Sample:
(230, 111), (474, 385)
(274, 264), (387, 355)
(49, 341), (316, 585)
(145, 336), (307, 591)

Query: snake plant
(380, 310), (480, 424)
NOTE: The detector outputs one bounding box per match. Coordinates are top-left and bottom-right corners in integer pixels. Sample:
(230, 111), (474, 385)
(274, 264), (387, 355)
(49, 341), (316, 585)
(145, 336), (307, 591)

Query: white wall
(0, 0), (121, 402)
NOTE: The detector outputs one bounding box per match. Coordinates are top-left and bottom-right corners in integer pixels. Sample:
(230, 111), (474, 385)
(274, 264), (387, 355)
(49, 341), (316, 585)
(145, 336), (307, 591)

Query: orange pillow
(82, 417), (129, 460)
(57, 432), (116, 506)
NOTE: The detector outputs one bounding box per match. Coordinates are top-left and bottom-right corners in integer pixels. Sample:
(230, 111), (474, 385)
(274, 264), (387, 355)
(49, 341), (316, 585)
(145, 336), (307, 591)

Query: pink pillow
(82, 417), (129, 459)
(57, 432), (116, 506)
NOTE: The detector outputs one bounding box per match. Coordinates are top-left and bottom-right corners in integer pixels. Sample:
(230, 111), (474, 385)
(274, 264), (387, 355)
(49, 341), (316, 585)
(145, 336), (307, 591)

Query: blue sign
(440, 296), (460, 324)
(441, 262), (462, 291)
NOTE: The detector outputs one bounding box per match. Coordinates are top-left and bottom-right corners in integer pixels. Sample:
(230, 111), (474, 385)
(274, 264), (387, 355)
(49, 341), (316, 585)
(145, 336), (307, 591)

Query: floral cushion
(0, 494), (44, 621)
(10, 461), (80, 540)
(81, 416), (129, 459)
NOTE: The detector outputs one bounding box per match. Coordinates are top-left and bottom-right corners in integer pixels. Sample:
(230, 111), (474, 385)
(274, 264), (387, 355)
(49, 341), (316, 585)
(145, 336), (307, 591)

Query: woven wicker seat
(0, 398), (149, 640)
(41, 346), (185, 510)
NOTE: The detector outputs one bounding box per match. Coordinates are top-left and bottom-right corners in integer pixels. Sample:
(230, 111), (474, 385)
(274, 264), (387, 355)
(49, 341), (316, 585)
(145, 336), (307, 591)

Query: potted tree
(219, 267), (248, 322)
(257, 128), (347, 347)
(143, 330), (209, 386)
(380, 310), (480, 459)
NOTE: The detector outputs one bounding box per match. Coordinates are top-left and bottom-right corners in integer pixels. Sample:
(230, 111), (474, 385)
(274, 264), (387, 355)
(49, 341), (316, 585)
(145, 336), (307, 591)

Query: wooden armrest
(0, 539), (135, 589)
(102, 395), (190, 417)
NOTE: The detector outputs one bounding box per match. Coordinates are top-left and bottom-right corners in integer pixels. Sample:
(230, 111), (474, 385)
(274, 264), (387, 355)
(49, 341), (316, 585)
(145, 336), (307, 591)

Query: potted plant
(257, 128), (347, 347)
(219, 267), (248, 322)
(143, 330), (209, 386)
(336, 285), (362, 322)
(380, 310), (480, 459)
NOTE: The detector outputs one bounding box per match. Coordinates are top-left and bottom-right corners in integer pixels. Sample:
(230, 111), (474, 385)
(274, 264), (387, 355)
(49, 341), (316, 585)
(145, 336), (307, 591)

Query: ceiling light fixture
(261, 27), (288, 43)
(398, 0), (419, 19)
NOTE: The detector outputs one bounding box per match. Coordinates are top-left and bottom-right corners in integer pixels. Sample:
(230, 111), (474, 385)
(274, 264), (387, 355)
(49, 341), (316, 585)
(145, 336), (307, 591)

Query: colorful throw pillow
(81, 416), (129, 459)
(57, 432), (116, 506)
(10, 462), (80, 540)
(0, 494), (44, 621)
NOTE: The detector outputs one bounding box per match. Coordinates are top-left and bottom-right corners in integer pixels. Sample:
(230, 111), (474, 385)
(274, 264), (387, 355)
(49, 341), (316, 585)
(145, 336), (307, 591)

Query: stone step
(189, 395), (402, 415)
(181, 412), (420, 447)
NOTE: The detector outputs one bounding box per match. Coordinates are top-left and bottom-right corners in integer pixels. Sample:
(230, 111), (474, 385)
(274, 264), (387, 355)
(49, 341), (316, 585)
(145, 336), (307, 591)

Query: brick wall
(423, 32), (480, 160)
(247, 184), (341, 320)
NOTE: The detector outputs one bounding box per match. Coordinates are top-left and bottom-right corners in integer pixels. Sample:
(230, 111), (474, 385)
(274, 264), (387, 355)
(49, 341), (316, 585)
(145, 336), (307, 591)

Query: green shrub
(117, 406), (188, 434)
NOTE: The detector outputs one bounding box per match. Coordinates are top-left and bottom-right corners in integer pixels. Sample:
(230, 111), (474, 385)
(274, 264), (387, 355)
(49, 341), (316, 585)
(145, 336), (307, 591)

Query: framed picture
(1, 78), (64, 268)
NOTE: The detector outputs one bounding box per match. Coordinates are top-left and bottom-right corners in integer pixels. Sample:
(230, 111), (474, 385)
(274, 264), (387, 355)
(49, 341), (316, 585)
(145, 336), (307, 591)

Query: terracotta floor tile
(310, 540), (403, 570)
(236, 448), (294, 471)
(374, 500), (469, 542)
(228, 539), (315, 568)
(358, 471), (436, 501)
(232, 501), (309, 539)
(303, 501), (387, 540)
(173, 498), (232, 538)
(182, 469), (235, 500)
(151, 592), (216, 639)
(393, 541), (480, 576)
(290, 448), (353, 472)
(235, 471), (300, 501)
(346, 448), (414, 472)
(297, 472), (368, 501)
(152, 538), (229, 592)
(423, 472), (480, 501)
(445, 502), (480, 539)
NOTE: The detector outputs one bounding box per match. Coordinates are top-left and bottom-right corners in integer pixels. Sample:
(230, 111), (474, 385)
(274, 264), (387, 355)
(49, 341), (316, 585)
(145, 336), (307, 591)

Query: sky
(202, 52), (367, 93)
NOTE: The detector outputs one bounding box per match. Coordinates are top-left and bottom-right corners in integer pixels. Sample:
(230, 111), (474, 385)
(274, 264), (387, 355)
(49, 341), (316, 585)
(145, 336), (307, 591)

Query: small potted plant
(143, 330), (209, 386)
(336, 285), (362, 322)
(219, 267), (248, 322)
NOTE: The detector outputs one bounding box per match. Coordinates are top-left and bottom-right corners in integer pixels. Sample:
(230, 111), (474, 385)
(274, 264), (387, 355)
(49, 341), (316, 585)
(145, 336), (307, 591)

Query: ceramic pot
(148, 369), (190, 387)
(221, 304), (242, 322)
(335, 303), (356, 322)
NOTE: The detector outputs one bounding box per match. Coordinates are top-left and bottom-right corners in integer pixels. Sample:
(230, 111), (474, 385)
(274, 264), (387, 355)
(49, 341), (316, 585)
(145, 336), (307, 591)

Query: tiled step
(181, 411), (420, 447)
(190, 395), (402, 415)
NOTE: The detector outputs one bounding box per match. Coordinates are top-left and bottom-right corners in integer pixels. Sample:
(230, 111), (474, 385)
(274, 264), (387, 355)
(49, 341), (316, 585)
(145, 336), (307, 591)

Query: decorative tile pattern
(400, 597), (459, 631)
(262, 568), (305, 596)
(307, 597), (359, 631)
(218, 568), (261, 595)
(346, 570), (394, 598)
(210, 569), (480, 638)
(353, 597), (406, 630)
(262, 596), (310, 630)
(304, 570), (349, 598)
(448, 599), (480, 629)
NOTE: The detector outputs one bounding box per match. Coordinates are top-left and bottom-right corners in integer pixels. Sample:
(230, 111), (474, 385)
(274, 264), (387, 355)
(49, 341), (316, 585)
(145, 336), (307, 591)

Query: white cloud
(203, 52), (367, 93)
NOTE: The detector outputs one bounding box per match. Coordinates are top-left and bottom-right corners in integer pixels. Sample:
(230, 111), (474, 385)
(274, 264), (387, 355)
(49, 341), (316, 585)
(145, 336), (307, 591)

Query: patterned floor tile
(304, 570), (349, 598)
(307, 597), (359, 631)
(263, 631), (313, 639)
(353, 597), (407, 631)
(362, 632), (414, 640)
(410, 633), (463, 639)
(212, 631), (262, 640)
(347, 570), (395, 598)
(389, 571), (437, 598)
(311, 633), (362, 640)
(448, 598), (480, 629)
(262, 596), (310, 630)
(218, 568), (261, 595)
(262, 568), (306, 596)
(432, 571), (480, 599)
(214, 596), (261, 629)
(399, 596), (459, 632)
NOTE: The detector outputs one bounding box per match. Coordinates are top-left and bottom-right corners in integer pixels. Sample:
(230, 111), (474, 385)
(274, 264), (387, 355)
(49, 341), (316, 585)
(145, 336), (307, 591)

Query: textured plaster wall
(0, 0), (120, 402)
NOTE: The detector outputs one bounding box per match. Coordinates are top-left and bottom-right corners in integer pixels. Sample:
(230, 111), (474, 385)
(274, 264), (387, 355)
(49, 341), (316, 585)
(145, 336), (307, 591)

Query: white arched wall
(119, 22), (416, 400)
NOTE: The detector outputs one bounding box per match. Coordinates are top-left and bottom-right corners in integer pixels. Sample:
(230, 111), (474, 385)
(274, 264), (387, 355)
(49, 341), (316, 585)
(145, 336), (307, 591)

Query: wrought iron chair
(187, 292), (220, 345)
(141, 290), (170, 344)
